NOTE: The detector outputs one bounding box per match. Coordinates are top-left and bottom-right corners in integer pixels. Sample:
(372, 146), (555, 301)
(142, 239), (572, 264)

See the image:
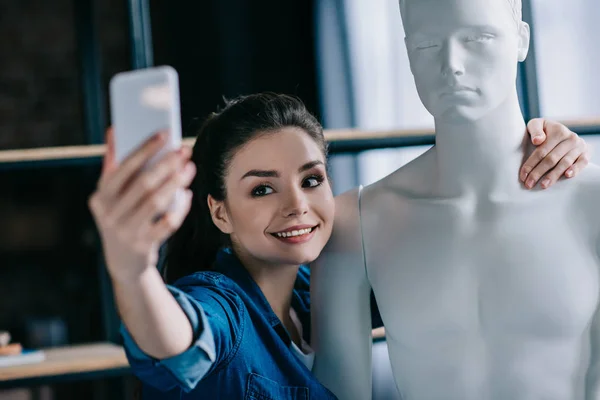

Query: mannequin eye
(465, 34), (494, 43)
(415, 41), (439, 50)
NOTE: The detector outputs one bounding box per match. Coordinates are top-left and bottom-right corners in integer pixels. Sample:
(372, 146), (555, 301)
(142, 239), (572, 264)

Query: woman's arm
(113, 267), (193, 359)
(89, 128), (196, 359)
(90, 129), (244, 392)
(119, 274), (243, 392)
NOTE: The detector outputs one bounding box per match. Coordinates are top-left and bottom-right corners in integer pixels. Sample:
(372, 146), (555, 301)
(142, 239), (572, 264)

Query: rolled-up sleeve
(121, 274), (244, 393)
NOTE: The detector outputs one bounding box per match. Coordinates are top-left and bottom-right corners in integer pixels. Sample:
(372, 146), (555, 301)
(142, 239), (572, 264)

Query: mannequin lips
(442, 85), (476, 96)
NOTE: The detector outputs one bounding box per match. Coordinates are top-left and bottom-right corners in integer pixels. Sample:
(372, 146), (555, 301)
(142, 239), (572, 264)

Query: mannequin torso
(361, 151), (600, 399)
(311, 1), (600, 398)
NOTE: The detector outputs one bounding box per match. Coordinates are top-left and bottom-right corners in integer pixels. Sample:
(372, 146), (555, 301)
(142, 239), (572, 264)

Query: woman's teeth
(275, 227), (313, 238)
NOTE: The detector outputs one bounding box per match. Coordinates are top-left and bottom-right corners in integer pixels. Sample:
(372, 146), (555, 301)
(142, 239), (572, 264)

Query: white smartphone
(109, 65), (182, 167)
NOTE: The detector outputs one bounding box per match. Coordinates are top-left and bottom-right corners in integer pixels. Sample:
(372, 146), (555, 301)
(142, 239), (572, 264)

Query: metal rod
(127, 0), (154, 69)
(74, 0), (105, 145)
(520, 0), (542, 119)
(334, 0), (361, 186)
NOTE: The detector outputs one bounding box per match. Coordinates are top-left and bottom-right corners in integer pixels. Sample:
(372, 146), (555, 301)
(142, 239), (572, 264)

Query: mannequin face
(402, 0), (530, 121)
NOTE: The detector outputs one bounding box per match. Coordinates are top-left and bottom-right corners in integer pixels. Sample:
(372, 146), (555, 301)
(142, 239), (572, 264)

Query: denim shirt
(121, 248), (338, 399)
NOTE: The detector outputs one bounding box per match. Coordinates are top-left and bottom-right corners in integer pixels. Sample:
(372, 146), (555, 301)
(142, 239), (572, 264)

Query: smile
(270, 225), (319, 243)
(273, 225), (316, 237)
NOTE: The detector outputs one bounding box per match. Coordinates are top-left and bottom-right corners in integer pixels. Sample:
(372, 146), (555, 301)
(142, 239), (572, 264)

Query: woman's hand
(521, 119), (590, 189)
(89, 128), (196, 283)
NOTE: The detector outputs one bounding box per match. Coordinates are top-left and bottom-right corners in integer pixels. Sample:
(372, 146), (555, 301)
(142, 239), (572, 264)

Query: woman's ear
(207, 195), (233, 234)
(517, 21), (531, 62)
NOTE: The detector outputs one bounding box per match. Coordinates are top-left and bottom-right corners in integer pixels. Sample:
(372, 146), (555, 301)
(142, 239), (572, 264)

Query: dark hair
(163, 93), (327, 283)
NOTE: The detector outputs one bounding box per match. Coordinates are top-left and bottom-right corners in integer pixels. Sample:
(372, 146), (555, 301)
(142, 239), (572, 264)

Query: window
(531, 0), (600, 121)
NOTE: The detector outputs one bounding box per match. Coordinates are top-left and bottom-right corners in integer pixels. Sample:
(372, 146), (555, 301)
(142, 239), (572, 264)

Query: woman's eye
(303, 175), (324, 188)
(252, 185), (274, 197)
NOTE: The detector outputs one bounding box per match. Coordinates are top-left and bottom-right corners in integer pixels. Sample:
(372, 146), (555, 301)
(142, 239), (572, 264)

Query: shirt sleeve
(121, 274), (245, 393)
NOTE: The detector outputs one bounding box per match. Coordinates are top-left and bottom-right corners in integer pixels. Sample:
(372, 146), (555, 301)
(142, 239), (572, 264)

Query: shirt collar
(214, 248), (311, 344)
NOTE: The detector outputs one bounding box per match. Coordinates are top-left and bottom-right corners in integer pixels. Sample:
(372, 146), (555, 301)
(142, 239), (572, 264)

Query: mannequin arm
(586, 238), (600, 400)
(311, 188), (373, 400)
(586, 307), (600, 399)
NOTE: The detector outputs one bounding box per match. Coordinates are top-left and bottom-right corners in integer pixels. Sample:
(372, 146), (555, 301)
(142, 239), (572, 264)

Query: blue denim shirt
(121, 248), (338, 399)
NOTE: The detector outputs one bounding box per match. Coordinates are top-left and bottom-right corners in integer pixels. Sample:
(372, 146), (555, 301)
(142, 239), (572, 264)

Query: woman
(89, 93), (588, 399)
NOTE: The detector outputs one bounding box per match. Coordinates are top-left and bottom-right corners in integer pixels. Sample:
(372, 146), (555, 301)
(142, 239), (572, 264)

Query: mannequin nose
(282, 189), (309, 217)
(440, 40), (465, 78)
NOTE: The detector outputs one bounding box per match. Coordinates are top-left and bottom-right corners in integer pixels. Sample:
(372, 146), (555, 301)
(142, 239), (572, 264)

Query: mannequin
(311, 0), (600, 399)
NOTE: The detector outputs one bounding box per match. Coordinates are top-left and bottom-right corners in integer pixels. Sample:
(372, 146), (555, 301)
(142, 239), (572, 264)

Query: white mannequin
(311, 0), (600, 399)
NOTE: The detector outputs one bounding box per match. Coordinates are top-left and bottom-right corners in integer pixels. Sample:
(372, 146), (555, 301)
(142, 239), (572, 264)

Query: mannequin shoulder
(571, 164), (600, 224)
(329, 188), (363, 252)
(573, 163), (600, 195)
(578, 163), (600, 180)
(363, 149), (438, 202)
(313, 188), (367, 279)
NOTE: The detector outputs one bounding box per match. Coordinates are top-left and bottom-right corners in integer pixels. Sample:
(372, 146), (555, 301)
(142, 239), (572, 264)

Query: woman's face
(212, 127), (334, 267)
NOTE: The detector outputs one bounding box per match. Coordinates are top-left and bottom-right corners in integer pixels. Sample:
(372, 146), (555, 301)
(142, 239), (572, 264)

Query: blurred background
(0, 0), (598, 398)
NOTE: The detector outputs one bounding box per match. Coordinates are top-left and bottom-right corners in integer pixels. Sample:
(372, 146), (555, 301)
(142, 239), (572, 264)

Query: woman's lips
(270, 225), (318, 244)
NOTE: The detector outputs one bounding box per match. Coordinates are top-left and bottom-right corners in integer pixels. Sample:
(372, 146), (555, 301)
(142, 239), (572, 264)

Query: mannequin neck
(432, 93), (527, 196)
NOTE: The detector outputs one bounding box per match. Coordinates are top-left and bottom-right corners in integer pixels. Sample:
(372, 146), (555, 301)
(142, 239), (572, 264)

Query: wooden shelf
(0, 342), (129, 386)
(0, 145), (106, 165)
(0, 120), (598, 168)
(0, 128), (430, 165)
(372, 327), (386, 341)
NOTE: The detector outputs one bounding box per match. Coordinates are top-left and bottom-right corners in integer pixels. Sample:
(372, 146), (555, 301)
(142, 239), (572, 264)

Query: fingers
(523, 140), (574, 189)
(110, 147), (191, 223)
(101, 127), (118, 176)
(127, 161), (197, 234)
(90, 127), (118, 225)
(537, 148), (582, 189)
(565, 152), (590, 180)
(147, 190), (194, 244)
(526, 118), (547, 146)
(521, 122), (571, 179)
(520, 121), (584, 188)
(88, 190), (105, 225)
(98, 131), (167, 199)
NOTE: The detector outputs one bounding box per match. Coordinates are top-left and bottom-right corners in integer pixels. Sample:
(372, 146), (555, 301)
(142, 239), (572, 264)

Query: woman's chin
(270, 250), (320, 267)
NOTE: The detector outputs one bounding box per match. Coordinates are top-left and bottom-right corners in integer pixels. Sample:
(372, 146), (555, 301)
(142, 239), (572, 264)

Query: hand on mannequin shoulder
(522, 119), (590, 189)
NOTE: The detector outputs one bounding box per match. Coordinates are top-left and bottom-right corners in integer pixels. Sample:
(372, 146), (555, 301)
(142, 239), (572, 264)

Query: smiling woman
(165, 98), (333, 283)
(240, 156), (325, 244)
(88, 92), (339, 399)
(209, 126), (334, 273)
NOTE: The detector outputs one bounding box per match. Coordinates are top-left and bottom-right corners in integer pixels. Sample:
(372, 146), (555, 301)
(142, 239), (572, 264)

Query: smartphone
(109, 65), (182, 166)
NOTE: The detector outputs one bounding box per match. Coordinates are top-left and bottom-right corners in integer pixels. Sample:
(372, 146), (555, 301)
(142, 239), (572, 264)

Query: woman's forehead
(227, 128), (326, 176)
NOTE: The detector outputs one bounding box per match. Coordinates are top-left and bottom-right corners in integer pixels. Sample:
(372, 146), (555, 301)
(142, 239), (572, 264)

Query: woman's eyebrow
(299, 160), (324, 172)
(240, 169), (279, 180)
(240, 160), (324, 181)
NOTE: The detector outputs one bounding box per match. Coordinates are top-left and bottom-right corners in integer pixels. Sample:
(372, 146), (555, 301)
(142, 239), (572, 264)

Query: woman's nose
(282, 189), (309, 217)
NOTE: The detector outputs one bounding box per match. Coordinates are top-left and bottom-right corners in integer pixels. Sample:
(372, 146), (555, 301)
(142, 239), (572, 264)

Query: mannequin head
(399, 0), (530, 122)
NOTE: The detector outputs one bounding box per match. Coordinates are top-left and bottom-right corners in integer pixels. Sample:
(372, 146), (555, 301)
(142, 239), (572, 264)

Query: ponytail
(163, 114), (227, 283)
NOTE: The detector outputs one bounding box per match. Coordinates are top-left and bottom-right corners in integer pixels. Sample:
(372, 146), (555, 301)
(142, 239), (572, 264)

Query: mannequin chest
(361, 193), (600, 344)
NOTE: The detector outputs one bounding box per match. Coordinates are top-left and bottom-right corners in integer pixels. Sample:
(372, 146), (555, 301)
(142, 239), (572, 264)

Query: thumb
(101, 127), (118, 176)
(527, 118), (546, 146)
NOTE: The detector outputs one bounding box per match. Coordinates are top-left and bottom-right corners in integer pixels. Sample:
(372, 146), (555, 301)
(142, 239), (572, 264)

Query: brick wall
(0, 0), (130, 348)
(0, 0), (130, 150)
